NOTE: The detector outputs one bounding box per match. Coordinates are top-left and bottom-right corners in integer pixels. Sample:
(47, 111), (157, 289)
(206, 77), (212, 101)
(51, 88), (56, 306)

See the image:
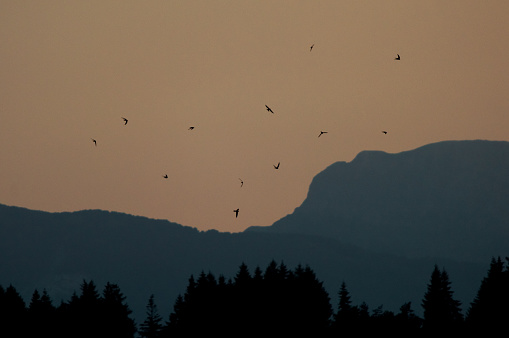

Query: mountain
(0, 203), (485, 324)
(247, 140), (509, 264)
(2, 140), (507, 323)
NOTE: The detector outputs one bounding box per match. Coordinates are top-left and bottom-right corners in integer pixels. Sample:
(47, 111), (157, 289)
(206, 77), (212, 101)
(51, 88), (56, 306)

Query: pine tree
(466, 256), (508, 333)
(234, 262), (252, 286)
(422, 265), (463, 333)
(80, 280), (102, 337)
(193, 271), (219, 330)
(0, 284), (27, 338)
(101, 282), (136, 338)
(166, 275), (197, 334)
(291, 264), (332, 333)
(164, 294), (185, 335)
(333, 281), (358, 333)
(139, 294), (162, 338)
(27, 289), (56, 337)
(335, 282), (354, 317)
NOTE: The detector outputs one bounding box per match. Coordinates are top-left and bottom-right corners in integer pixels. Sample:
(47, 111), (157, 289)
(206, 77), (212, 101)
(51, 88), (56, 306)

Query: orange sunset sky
(1, 1), (508, 233)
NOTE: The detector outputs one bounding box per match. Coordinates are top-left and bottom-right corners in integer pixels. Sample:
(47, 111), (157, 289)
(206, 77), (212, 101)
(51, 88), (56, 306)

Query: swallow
(273, 162), (280, 169)
(91, 138), (97, 146)
(318, 131), (328, 137)
(265, 105), (274, 114)
(310, 44), (314, 51)
(163, 174), (168, 179)
(121, 117), (128, 125)
(233, 208), (239, 218)
(382, 131), (388, 134)
(239, 178), (243, 187)
(394, 54), (400, 60)
(188, 126), (194, 130)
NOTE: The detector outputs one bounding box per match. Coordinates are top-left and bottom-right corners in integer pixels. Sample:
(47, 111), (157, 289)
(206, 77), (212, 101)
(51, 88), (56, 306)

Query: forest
(0, 257), (507, 337)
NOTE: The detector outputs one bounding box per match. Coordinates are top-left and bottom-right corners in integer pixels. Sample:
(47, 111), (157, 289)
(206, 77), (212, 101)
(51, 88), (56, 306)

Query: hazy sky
(1, 1), (508, 233)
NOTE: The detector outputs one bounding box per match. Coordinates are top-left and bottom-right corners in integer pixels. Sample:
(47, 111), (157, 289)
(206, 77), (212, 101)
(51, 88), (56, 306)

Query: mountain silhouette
(1, 140), (507, 323)
(247, 140), (509, 263)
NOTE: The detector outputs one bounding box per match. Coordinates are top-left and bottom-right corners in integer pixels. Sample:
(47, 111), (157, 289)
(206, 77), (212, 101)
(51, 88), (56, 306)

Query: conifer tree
(183, 275), (196, 306)
(193, 271), (218, 330)
(333, 281), (358, 333)
(139, 294), (162, 338)
(165, 275), (197, 334)
(80, 280), (102, 336)
(335, 282), (354, 317)
(263, 260), (280, 282)
(466, 256), (508, 333)
(0, 284), (27, 338)
(102, 282), (136, 338)
(422, 265), (463, 333)
(252, 266), (263, 284)
(61, 280), (103, 338)
(234, 262), (252, 287)
(27, 289), (56, 337)
(291, 264), (332, 333)
(164, 294), (185, 335)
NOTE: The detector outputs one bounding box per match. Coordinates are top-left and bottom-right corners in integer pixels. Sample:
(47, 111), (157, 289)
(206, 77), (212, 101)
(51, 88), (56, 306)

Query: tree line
(1, 257), (508, 337)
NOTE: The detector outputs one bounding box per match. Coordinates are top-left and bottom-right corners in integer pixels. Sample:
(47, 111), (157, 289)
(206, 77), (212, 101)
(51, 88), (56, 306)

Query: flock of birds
(90, 46), (400, 221)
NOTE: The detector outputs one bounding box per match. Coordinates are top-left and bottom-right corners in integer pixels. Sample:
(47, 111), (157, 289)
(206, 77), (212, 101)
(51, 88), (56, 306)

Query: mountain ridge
(247, 140), (509, 264)
(2, 139), (508, 322)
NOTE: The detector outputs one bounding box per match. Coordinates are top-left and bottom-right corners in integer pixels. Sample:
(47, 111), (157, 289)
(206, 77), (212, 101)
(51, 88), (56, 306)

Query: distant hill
(247, 140), (509, 264)
(0, 203), (485, 324)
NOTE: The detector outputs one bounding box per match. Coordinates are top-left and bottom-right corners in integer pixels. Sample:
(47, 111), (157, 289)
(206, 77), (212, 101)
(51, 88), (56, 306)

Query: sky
(1, 1), (508, 233)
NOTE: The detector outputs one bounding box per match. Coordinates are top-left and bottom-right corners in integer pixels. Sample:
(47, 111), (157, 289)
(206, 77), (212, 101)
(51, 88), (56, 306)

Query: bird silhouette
(163, 174), (168, 179)
(394, 54), (400, 60)
(265, 105), (274, 114)
(318, 131), (328, 137)
(273, 162), (280, 169)
(121, 117), (128, 125)
(310, 44), (314, 51)
(91, 138), (97, 146)
(239, 178), (243, 187)
(233, 208), (239, 218)
(382, 131), (388, 134)
(188, 126), (194, 130)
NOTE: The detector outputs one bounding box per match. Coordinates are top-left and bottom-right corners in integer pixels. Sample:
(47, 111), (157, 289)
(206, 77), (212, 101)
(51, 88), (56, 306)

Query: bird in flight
(265, 105), (274, 114)
(188, 126), (194, 130)
(91, 138), (97, 146)
(239, 178), (243, 187)
(163, 174), (168, 179)
(233, 208), (239, 218)
(318, 131), (328, 137)
(273, 162), (280, 169)
(121, 117), (128, 125)
(394, 54), (400, 60)
(310, 44), (314, 51)
(382, 131), (388, 134)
